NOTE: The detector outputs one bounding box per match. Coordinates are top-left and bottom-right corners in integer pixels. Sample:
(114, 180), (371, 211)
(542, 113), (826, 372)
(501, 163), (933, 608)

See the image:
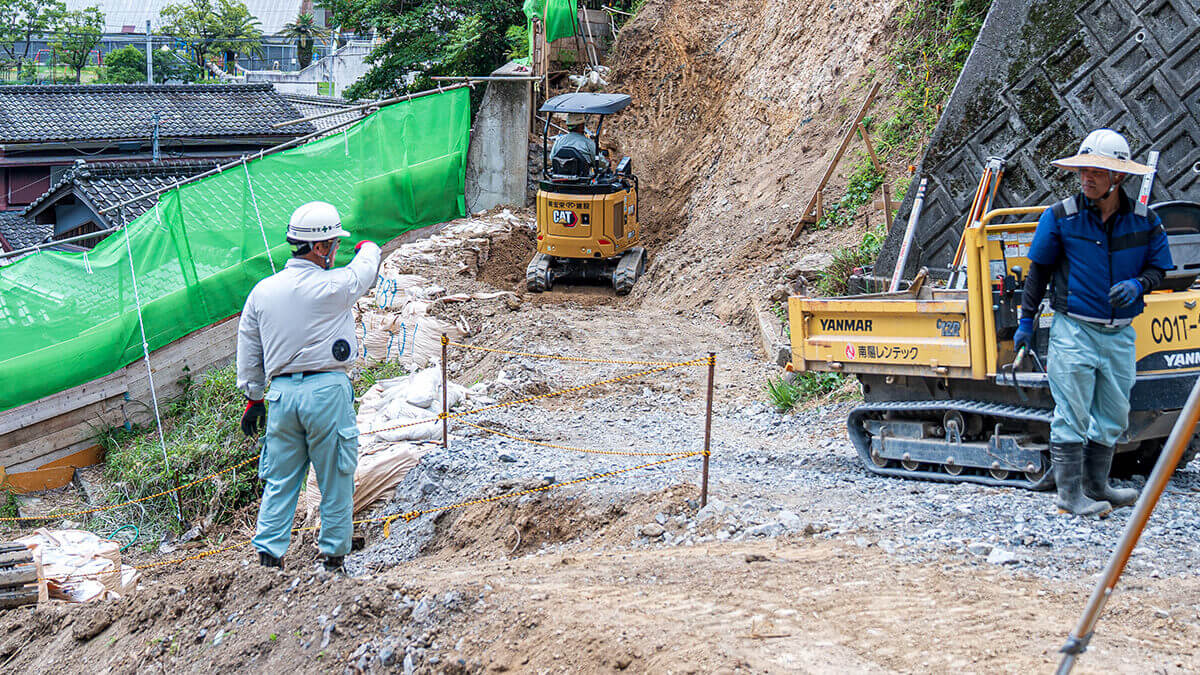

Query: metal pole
(96, 106), (369, 217)
(888, 178), (926, 292)
(269, 81), (473, 128)
(145, 20), (153, 83)
(701, 352), (715, 507)
(441, 334), (449, 450)
(1055, 375), (1200, 674)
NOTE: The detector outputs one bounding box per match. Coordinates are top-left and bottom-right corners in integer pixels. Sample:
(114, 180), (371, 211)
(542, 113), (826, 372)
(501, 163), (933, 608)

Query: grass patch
(815, 224), (887, 296)
(354, 360), (409, 399)
(766, 372), (852, 412)
(95, 364), (259, 539)
(877, 0), (990, 159)
(816, 162), (885, 230)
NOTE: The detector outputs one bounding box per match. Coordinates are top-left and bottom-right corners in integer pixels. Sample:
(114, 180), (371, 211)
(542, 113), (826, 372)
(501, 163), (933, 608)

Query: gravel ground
(349, 352), (1200, 582)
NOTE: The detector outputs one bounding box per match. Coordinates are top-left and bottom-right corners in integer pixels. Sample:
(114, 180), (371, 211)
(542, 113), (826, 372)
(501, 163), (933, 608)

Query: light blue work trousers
(252, 372), (358, 559)
(1047, 313), (1136, 447)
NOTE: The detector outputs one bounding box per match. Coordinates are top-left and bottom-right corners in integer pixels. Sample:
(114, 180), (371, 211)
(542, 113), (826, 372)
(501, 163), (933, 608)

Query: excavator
(526, 92), (646, 295)
(785, 160), (1200, 489)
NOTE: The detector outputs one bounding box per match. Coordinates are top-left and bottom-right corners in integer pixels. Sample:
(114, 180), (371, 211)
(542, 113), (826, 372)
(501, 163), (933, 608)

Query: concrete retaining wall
(878, 0), (1200, 278)
(465, 73), (533, 213)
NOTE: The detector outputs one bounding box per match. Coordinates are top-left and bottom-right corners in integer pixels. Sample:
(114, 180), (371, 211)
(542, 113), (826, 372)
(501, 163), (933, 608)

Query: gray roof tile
(0, 210), (51, 252)
(0, 83), (316, 145)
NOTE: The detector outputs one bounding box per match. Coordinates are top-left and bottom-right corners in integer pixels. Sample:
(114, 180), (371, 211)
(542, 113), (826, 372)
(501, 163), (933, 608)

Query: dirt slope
(604, 0), (910, 318)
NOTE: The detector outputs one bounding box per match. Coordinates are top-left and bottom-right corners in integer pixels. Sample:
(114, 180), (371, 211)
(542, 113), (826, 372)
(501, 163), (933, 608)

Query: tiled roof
(0, 84), (316, 145)
(0, 210), (50, 252)
(23, 159), (223, 223)
(278, 94), (365, 134)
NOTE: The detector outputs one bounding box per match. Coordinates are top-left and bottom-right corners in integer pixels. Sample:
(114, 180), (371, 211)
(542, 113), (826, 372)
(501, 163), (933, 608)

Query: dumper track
(848, 399), (1055, 491)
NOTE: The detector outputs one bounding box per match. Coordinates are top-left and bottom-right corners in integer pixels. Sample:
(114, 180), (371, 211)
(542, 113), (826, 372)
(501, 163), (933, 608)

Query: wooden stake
(790, 81), (882, 241)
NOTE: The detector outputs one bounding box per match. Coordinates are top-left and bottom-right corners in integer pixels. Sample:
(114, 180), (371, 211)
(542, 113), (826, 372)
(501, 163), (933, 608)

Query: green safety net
(522, 0), (579, 61)
(0, 87), (471, 413)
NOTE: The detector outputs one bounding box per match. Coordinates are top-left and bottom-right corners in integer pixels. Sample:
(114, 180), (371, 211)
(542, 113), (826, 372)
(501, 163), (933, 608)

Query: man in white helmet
(1015, 129), (1172, 517)
(236, 201), (381, 572)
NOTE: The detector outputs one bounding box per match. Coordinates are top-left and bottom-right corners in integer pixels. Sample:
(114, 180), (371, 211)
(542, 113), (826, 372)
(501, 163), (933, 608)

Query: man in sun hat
(237, 201), (381, 573)
(1014, 129), (1172, 517)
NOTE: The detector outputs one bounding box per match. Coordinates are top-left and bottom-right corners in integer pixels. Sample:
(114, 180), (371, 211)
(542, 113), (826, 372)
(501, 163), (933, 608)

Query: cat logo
(552, 209), (578, 226)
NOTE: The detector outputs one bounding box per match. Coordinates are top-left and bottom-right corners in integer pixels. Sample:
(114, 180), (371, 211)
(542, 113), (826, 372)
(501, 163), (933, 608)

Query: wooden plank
(0, 397), (113, 450)
(3, 466), (75, 493)
(6, 438), (106, 474)
(0, 368), (127, 437)
(39, 444), (103, 470)
(791, 81), (881, 239)
(858, 123), (884, 174)
(3, 413), (121, 470)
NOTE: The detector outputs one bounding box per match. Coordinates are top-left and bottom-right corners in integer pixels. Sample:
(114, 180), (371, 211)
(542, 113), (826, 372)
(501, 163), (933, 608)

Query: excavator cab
(527, 92), (646, 295)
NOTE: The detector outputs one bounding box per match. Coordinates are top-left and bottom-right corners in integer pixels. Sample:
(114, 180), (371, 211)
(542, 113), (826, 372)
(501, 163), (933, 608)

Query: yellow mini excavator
(786, 170), (1200, 489)
(527, 92), (645, 295)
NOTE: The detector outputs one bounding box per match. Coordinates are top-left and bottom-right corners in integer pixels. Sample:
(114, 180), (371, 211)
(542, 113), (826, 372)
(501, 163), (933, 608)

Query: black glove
(241, 398), (266, 437)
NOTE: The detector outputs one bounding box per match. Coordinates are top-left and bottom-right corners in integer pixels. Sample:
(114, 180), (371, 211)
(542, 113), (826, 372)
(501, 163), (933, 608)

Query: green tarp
(523, 0), (579, 59)
(0, 87), (471, 413)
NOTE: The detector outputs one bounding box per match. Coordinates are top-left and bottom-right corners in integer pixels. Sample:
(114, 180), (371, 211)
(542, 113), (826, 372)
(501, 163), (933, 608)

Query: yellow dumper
(787, 201), (1200, 488)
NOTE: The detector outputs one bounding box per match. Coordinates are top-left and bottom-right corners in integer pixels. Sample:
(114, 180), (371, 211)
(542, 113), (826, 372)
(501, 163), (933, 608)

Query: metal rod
(1, 226), (121, 259)
(441, 334), (449, 450)
(701, 352), (715, 507)
(601, 4), (633, 16)
(1055, 375), (1200, 674)
(889, 178), (926, 292)
(96, 105), (371, 217)
(270, 81), (473, 128)
(430, 75), (541, 82)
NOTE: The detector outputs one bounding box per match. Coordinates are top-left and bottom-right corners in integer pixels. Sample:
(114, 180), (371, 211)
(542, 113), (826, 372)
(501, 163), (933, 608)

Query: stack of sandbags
(16, 529), (138, 603)
(302, 367), (474, 520)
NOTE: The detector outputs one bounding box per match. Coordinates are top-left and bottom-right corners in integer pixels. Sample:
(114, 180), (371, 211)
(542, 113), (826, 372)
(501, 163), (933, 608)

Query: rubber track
(847, 399), (1055, 491)
(526, 253), (550, 292)
(612, 247), (644, 296)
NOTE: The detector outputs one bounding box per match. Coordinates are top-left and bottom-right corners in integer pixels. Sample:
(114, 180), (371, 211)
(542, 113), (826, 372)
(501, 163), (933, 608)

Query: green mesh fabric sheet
(523, 0), (579, 59)
(0, 87), (470, 413)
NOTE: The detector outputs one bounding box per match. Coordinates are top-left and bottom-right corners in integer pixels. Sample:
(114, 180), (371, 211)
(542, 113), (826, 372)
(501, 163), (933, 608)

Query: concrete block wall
(878, 0), (1200, 278)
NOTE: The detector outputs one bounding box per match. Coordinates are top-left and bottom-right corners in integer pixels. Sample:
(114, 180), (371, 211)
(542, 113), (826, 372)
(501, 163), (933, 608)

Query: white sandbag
(405, 367), (442, 408)
(15, 529), (139, 603)
(302, 442), (431, 520)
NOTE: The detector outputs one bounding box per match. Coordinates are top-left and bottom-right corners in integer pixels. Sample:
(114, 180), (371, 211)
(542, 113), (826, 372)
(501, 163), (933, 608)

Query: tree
(280, 12), (327, 70)
(325, 0), (523, 103)
(50, 6), (102, 83)
(210, 0), (262, 70)
(161, 0), (222, 69)
(0, 0), (67, 75)
(102, 44), (202, 84)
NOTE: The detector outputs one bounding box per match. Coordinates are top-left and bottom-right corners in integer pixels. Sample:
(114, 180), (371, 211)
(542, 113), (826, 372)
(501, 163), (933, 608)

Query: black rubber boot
(319, 554), (344, 574)
(1051, 443), (1111, 517)
(1083, 442), (1139, 507)
(258, 551), (283, 569)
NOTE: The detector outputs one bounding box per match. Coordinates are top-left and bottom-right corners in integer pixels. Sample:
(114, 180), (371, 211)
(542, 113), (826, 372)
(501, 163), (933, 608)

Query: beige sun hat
(564, 112), (587, 127)
(1051, 128), (1152, 175)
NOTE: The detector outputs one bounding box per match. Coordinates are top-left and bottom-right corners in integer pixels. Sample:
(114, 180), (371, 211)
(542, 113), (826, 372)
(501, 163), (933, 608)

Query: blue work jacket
(1027, 190), (1172, 324)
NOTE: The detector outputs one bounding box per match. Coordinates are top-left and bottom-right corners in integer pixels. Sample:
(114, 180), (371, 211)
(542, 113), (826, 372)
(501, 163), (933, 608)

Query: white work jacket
(236, 243), (381, 400)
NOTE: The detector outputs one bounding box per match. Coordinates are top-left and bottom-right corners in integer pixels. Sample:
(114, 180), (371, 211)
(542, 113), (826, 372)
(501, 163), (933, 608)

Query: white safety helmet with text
(286, 201), (351, 242)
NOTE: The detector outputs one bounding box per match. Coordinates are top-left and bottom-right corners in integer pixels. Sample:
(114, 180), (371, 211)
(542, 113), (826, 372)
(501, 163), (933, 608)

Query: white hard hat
(286, 201), (351, 242)
(1051, 129), (1152, 175)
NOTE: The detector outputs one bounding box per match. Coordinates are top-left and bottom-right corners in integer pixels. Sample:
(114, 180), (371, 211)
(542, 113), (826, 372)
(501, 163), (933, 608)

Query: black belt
(282, 370), (333, 377)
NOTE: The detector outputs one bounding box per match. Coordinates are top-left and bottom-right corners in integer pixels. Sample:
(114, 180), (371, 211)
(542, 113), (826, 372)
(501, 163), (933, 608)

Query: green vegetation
(161, 0), (263, 69)
(48, 6), (103, 83)
(354, 360), (408, 399)
(877, 0), (990, 158)
(101, 45), (202, 84)
(816, 162), (885, 230)
(0, 0), (66, 75)
(95, 364), (258, 539)
(816, 223), (887, 296)
(766, 372), (850, 412)
(280, 12), (327, 70)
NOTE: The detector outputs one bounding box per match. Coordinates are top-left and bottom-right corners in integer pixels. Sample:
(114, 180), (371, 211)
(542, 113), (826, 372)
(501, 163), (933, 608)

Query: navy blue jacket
(1024, 189), (1172, 324)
